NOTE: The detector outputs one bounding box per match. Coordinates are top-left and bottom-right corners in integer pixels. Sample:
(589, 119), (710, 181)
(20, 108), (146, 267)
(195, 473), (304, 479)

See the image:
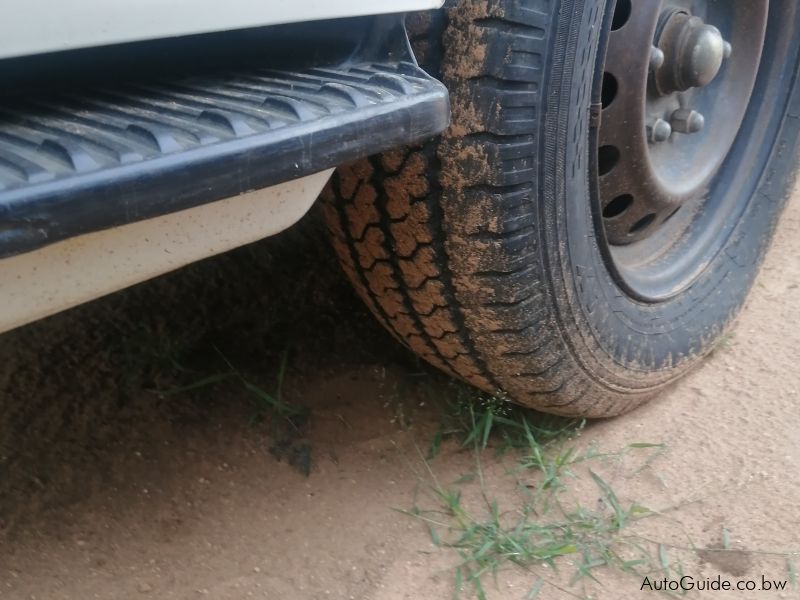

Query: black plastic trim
(0, 17), (449, 258)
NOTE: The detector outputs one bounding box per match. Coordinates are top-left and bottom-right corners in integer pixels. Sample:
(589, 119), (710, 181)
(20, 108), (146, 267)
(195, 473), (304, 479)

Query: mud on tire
(320, 0), (800, 416)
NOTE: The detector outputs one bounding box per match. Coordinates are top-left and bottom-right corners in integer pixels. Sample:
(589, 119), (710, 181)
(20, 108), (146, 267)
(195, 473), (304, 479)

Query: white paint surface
(0, 170), (333, 334)
(0, 0), (443, 59)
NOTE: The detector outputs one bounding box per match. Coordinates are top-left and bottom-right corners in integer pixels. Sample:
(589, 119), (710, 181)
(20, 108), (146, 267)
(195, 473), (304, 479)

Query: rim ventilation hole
(603, 194), (633, 219)
(602, 73), (618, 108)
(598, 145), (621, 175)
(611, 0), (632, 30)
(629, 213), (657, 234)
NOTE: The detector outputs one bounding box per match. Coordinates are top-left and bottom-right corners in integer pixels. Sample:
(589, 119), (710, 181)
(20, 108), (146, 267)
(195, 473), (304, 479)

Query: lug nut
(648, 118), (672, 143)
(670, 108), (705, 134)
(649, 46), (665, 71)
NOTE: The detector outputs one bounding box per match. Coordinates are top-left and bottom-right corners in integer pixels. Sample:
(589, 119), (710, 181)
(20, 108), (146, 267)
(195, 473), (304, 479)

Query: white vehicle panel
(0, 170), (333, 334)
(0, 0), (443, 59)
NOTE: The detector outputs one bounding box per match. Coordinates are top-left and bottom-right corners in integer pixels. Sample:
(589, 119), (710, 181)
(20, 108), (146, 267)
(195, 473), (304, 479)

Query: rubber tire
(320, 0), (800, 417)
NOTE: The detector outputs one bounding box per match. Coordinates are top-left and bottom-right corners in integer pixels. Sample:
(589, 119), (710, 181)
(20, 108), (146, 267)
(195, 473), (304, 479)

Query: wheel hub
(654, 11), (731, 96)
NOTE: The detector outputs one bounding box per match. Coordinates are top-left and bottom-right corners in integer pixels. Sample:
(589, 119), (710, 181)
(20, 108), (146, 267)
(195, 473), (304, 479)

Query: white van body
(0, 0), (445, 333)
(0, 0), (442, 58)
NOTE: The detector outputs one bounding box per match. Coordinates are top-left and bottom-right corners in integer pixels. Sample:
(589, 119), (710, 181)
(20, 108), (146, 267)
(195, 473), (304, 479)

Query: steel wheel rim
(594, 0), (768, 301)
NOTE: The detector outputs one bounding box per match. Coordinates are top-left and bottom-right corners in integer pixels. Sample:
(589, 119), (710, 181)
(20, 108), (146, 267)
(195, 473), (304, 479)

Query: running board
(0, 61), (448, 257)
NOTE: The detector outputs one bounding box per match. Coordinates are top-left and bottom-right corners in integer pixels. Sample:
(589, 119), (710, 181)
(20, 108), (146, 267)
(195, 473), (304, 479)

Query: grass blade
(243, 380), (295, 415)
(589, 470), (626, 529)
(429, 430), (444, 460)
(481, 410), (493, 449)
(428, 524), (442, 547)
(159, 372), (235, 396)
(526, 579), (544, 599)
(658, 544), (670, 577)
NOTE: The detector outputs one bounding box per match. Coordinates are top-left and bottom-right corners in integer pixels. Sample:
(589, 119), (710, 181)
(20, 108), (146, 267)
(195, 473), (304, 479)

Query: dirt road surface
(1, 191), (799, 600)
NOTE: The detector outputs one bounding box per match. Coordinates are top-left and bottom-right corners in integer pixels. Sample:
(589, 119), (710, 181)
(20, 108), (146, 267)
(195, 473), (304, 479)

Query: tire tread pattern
(322, 0), (641, 415)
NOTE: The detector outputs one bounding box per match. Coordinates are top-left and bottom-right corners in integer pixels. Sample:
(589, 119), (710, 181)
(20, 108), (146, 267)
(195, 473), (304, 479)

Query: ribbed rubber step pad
(0, 61), (448, 257)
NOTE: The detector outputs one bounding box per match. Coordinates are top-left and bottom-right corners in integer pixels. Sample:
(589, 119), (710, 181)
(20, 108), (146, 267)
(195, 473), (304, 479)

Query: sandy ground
(0, 192), (799, 600)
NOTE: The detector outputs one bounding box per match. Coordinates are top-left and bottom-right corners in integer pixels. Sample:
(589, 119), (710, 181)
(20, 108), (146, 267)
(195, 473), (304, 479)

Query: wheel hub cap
(655, 11), (730, 95)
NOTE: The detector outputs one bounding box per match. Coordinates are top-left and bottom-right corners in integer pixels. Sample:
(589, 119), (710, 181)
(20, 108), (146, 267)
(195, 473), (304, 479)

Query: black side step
(0, 61), (448, 257)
